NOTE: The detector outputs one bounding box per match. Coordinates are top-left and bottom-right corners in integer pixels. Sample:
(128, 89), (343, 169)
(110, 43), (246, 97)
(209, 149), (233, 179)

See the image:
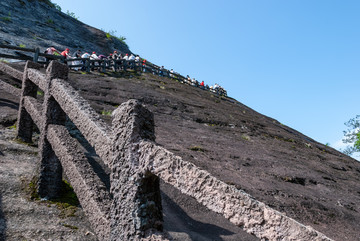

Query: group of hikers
(44, 46), (227, 97)
(182, 75), (227, 96)
(44, 47), (141, 71)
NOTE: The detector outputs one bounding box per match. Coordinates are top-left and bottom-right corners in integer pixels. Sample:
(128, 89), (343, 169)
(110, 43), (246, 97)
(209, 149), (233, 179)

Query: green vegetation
(53, 3), (62, 11)
(26, 177), (80, 218)
(101, 110), (112, 116)
(46, 18), (54, 24)
(7, 123), (16, 129)
(13, 137), (37, 147)
(304, 143), (312, 148)
(66, 10), (79, 20)
(12, 83), (20, 88)
(1, 12), (11, 22)
(50, 180), (79, 218)
(62, 223), (78, 230)
(37, 90), (44, 96)
(27, 176), (40, 200)
(103, 29), (128, 47)
(189, 146), (206, 152)
(39, 0), (55, 7)
(19, 44), (26, 48)
(274, 136), (295, 143)
(241, 134), (250, 141)
(342, 115), (360, 155)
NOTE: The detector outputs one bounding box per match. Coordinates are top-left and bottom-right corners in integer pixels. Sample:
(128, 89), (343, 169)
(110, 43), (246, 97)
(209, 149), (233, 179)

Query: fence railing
(0, 44), (183, 77)
(0, 44), (229, 97)
(0, 60), (333, 240)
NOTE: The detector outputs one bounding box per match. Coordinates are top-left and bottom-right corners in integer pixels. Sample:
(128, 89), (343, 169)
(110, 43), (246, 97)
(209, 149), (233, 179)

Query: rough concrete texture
(22, 96), (43, 130)
(16, 61), (41, 143)
(26, 68), (47, 92)
(50, 77), (112, 167)
(110, 100), (169, 240)
(136, 141), (333, 241)
(47, 124), (111, 241)
(46, 60), (69, 81)
(0, 62), (23, 81)
(0, 62), (23, 99)
(0, 80), (21, 97)
(36, 61), (68, 199)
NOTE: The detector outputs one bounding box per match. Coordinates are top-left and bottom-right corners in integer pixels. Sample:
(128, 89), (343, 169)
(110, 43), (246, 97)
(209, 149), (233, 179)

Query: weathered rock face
(0, 0), (130, 56)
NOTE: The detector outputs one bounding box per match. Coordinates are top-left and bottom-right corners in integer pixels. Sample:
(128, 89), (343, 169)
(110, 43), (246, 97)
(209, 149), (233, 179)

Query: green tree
(342, 115), (360, 155)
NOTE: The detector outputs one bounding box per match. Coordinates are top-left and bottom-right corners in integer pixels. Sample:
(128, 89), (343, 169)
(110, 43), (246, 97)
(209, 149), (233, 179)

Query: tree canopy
(342, 115), (360, 155)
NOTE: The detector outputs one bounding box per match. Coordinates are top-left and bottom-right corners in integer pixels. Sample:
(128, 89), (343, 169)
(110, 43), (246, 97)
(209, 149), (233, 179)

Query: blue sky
(52, 0), (360, 159)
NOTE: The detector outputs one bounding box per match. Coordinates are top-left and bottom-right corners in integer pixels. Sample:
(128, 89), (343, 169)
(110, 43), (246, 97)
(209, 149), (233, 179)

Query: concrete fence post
(101, 60), (106, 72)
(16, 61), (42, 143)
(85, 59), (90, 72)
(33, 47), (40, 63)
(110, 100), (167, 240)
(37, 61), (69, 199)
(113, 60), (117, 72)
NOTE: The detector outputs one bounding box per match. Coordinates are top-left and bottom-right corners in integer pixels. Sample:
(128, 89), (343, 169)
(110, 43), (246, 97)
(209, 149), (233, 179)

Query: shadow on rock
(0, 193), (6, 241)
(161, 190), (258, 241)
(0, 98), (18, 110)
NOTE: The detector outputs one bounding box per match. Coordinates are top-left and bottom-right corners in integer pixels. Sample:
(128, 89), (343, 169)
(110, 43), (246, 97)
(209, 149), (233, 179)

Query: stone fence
(0, 61), (333, 240)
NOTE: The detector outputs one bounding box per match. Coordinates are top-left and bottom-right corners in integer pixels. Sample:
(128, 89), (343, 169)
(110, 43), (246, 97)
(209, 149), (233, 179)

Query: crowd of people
(182, 75), (227, 96)
(44, 46), (227, 97)
(44, 47), (142, 71)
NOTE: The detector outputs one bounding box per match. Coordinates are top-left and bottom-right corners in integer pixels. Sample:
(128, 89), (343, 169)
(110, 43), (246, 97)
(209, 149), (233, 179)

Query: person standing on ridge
(61, 48), (70, 59)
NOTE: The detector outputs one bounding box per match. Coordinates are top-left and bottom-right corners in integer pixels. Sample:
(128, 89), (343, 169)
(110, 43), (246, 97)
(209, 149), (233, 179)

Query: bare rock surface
(0, 127), (98, 241)
(0, 0), (130, 58)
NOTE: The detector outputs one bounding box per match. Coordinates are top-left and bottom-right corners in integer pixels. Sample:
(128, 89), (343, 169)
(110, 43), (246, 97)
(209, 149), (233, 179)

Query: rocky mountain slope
(0, 0), (130, 57)
(0, 1), (360, 240)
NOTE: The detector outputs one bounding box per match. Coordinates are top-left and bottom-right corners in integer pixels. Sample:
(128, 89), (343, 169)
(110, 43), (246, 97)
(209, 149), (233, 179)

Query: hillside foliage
(342, 115), (360, 155)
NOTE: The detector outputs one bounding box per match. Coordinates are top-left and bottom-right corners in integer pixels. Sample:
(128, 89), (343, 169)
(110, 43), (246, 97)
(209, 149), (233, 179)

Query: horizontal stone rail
(27, 68), (48, 92)
(50, 78), (112, 167)
(0, 78), (21, 97)
(47, 124), (111, 240)
(22, 96), (43, 129)
(0, 62), (23, 80)
(137, 141), (332, 241)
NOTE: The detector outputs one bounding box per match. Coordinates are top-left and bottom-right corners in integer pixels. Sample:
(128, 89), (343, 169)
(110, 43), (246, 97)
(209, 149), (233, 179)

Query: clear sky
(52, 0), (360, 159)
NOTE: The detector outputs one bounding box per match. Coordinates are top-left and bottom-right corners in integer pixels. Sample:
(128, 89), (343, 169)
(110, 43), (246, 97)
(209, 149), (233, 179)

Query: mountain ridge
(0, 0), (130, 57)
